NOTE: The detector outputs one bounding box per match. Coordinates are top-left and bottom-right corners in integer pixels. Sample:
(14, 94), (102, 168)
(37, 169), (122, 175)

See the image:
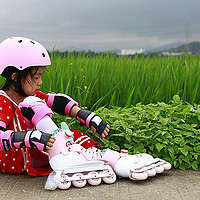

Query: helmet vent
(18, 40), (22, 43)
(30, 41), (35, 44)
(42, 53), (45, 57)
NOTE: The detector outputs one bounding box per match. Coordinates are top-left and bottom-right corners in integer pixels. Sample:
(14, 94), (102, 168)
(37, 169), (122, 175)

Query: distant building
(120, 49), (144, 55)
(160, 51), (191, 56)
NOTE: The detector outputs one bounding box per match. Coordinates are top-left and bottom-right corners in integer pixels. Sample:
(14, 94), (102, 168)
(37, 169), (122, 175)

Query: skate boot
(71, 147), (172, 181)
(45, 122), (116, 190)
(114, 150), (171, 181)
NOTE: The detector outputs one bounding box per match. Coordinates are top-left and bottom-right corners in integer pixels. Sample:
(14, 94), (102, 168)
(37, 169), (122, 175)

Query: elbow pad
(47, 93), (79, 117)
(76, 110), (107, 136)
(19, 96), (53, 126)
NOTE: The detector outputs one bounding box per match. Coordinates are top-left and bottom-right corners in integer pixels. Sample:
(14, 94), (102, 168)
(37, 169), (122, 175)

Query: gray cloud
(0, 0), (200, 51)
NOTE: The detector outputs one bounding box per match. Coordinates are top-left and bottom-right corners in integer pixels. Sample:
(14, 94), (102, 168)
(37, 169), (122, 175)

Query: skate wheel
(57, 175), (71, 190)
(132, 171), (148, 180)
(87, 172), (102, 186)
(102, 170), (116, 184)
(163, 162), (172, 170)
(146, 168), (156, 177)
(155, 165), (164, 173)
(72, 173), (87, 188)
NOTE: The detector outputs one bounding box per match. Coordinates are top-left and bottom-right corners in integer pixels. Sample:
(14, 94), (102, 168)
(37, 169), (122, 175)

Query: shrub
(53, 95), (200, 170)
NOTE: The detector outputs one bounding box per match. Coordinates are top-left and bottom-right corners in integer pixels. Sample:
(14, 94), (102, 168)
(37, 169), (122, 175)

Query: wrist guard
(76, 110), (107, 136)
(12, 130), (52, 152)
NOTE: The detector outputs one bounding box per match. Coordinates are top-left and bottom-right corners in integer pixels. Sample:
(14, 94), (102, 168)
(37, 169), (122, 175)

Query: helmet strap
(13, 73), (28, 97)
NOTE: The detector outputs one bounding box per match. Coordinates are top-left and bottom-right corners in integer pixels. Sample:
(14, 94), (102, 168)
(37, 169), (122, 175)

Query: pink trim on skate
(48, 130), (71, 159)
(86, 112), (96, 128)
(24, 131), (32, 148)
(0, 121), (6, 128)
(101, 149), (121, 169)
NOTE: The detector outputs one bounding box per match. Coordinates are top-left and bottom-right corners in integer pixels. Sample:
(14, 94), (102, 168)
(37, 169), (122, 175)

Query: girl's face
(21, 67), (45, 96)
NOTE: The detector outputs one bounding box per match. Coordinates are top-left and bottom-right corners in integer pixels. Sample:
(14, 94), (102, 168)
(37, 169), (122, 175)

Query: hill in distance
(170, 41), (200, 53)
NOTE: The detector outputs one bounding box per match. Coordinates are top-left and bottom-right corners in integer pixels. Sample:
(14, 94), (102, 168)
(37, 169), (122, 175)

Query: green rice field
(1, 53), (200, 110)
(44, 53), (200, 110)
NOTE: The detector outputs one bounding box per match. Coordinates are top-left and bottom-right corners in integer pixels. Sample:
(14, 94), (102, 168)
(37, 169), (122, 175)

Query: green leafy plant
(53, 95), (200, 170)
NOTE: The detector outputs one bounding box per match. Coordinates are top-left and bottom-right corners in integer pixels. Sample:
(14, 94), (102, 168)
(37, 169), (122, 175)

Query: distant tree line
(49, 41), (200, 58)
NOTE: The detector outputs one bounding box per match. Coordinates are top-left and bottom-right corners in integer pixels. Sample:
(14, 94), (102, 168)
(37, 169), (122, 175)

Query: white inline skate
(45, 122), (171, 190)
(45, 122), (116, 190)
(114, 150), (171, 180)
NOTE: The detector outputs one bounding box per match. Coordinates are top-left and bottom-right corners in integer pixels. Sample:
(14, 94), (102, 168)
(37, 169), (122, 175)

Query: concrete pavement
(0, 169), (199, 200)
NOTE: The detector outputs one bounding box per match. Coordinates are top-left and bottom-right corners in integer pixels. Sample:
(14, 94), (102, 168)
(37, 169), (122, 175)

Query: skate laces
(51, 122), (74, 145)
(85, 146), (107, 159)
(51, 128), (62, 136)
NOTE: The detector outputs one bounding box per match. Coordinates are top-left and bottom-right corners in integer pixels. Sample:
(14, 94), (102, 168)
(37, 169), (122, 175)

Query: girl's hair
(0, 66), (40, 91)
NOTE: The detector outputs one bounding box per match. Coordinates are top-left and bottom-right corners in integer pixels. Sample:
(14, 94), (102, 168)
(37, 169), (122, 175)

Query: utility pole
(186, 23), (189, 53)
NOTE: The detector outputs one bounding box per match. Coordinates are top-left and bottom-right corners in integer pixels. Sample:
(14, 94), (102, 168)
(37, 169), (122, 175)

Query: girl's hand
(91, 124), (110, 139)
(46, 135), (56, 150)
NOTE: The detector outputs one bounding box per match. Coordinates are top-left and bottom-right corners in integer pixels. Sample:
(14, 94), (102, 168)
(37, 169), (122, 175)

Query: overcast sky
(0, 0), (200, 52)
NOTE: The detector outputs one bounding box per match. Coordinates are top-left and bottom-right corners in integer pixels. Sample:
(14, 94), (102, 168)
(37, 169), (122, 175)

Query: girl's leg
(19, 96), (116, 190)
(19, 96), (171, 190)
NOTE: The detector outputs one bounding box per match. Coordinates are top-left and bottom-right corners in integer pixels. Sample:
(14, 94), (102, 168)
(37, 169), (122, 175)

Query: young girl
(0, 37), (171, 190)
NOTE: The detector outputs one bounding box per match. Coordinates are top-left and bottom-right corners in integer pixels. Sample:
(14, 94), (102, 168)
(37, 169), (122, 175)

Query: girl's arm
(70, 105), (110, 138)
(36, 91), (109, 138)
(0, 125), (55, 152)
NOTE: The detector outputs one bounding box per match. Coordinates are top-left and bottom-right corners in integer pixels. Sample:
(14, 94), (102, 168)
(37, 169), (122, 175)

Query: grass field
(0, 53), (200, 110)
(43, 53), (200, 110)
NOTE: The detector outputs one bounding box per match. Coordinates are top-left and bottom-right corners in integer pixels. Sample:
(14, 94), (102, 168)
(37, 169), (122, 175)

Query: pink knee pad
(19, 96), (53, 126)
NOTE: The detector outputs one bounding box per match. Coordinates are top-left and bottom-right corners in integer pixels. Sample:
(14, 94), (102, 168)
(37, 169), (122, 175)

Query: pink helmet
(0, 37), (51, 76)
